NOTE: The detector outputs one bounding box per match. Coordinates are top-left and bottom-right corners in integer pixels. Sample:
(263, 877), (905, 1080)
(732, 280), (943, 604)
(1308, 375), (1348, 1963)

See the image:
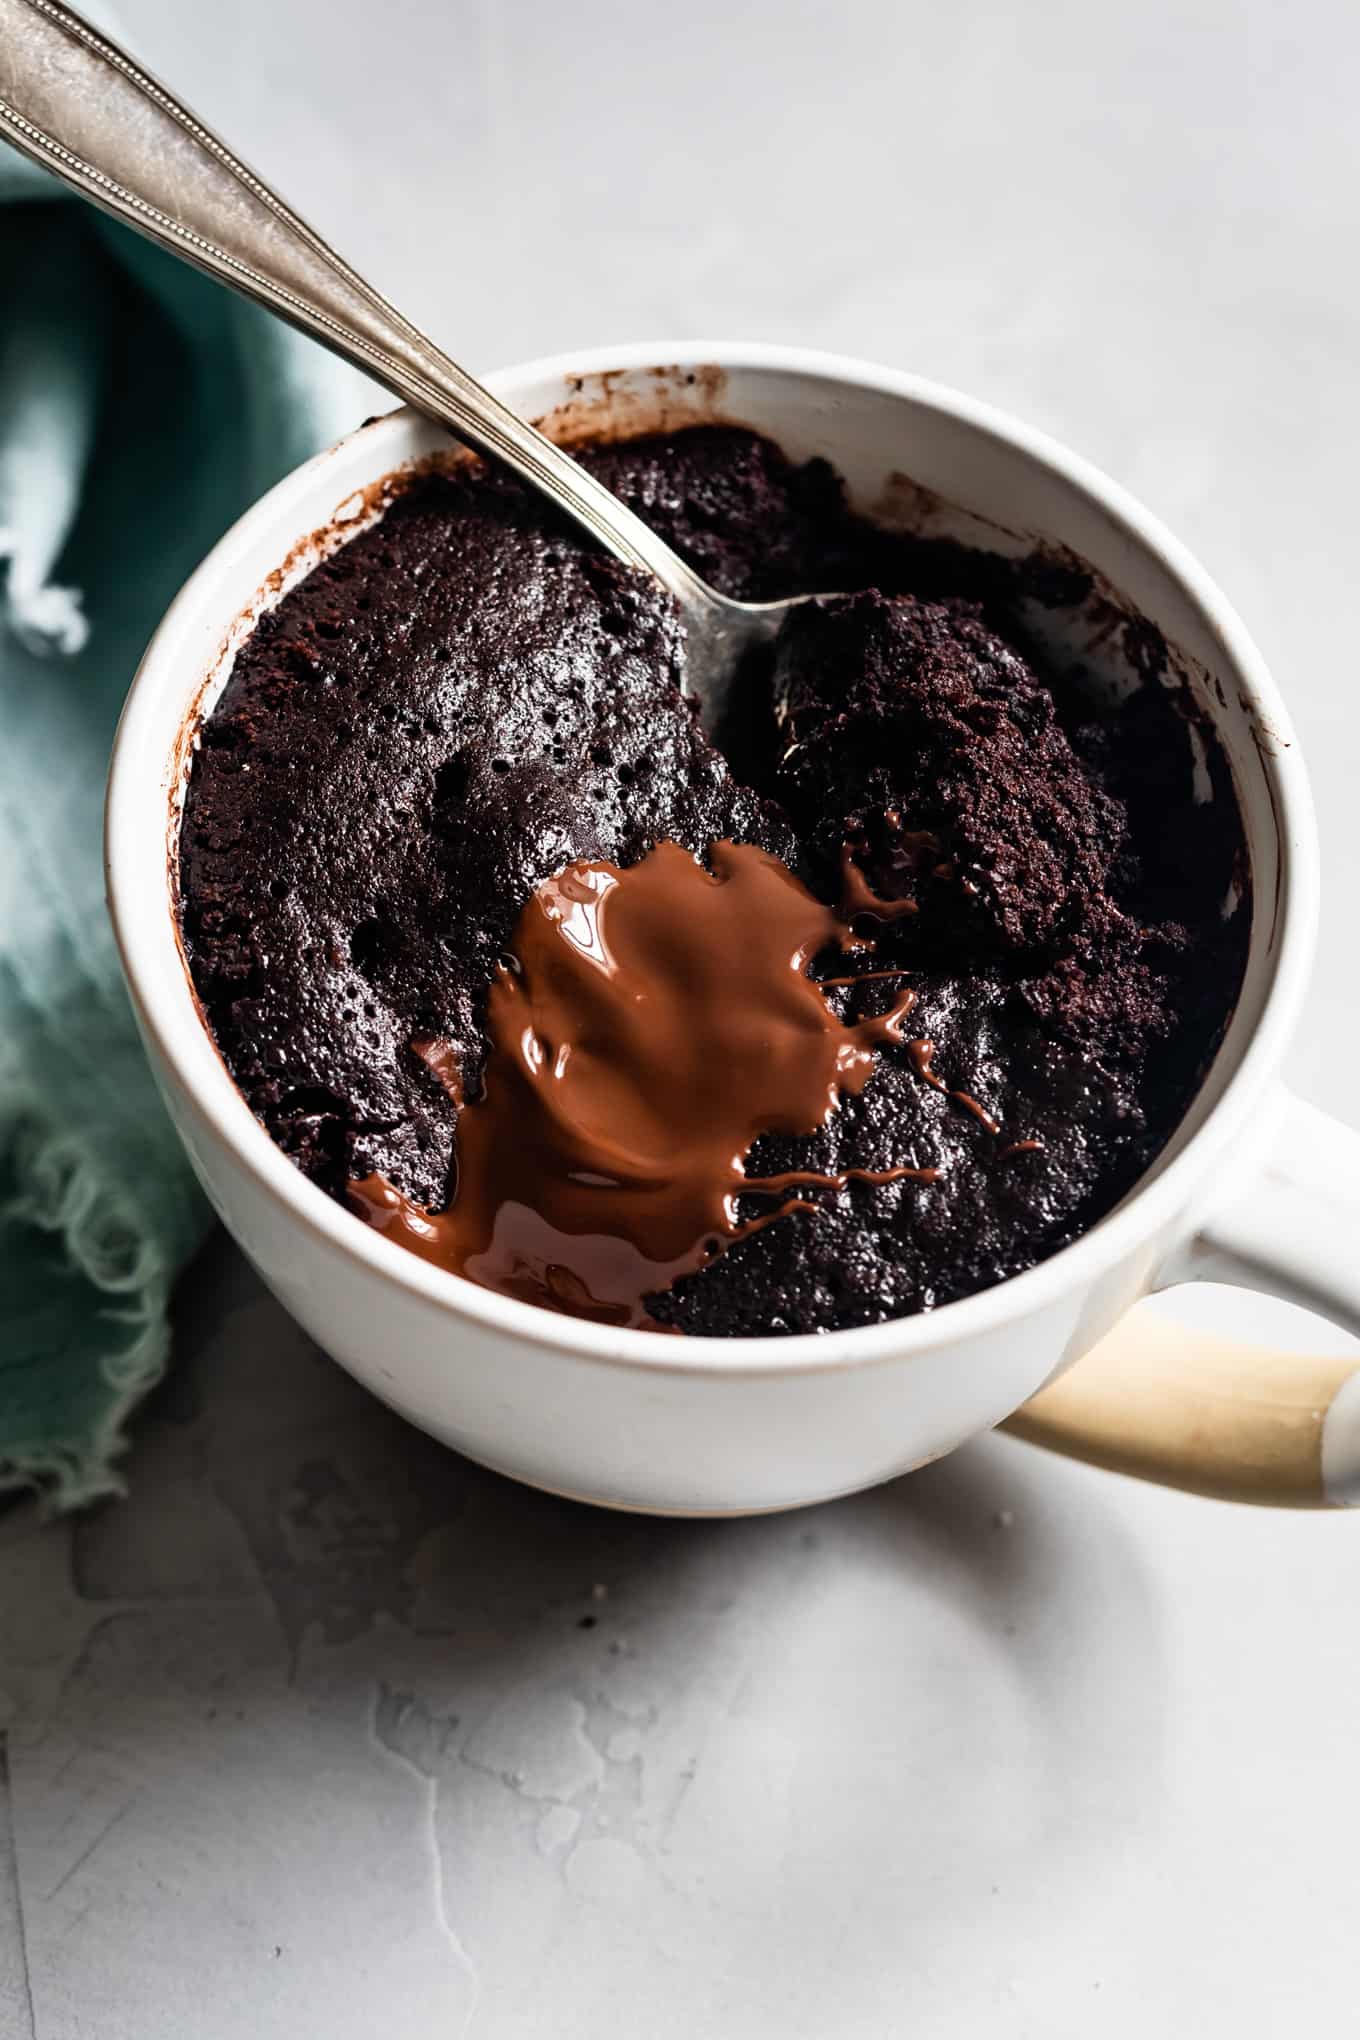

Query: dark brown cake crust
(178, 426), (1249, 1335)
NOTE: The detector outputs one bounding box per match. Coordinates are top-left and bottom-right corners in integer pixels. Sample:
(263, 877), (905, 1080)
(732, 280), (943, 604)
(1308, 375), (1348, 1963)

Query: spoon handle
(0, 0), (712, 602)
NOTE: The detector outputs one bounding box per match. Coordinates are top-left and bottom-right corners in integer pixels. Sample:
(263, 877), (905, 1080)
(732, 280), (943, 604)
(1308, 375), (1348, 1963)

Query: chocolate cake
(178, 426), (1249, 1335)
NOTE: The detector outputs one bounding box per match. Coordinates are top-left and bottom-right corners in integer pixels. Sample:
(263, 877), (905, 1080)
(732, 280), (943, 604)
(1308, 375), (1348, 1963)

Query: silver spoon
(0, 0), (821, 729)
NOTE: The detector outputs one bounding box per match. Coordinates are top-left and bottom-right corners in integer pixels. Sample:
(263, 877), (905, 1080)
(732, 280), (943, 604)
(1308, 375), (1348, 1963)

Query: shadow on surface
(43, 1231), (1168, 2036)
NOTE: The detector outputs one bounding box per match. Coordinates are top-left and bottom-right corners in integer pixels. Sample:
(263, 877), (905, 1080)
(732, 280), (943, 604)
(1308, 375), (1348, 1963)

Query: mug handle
(1004, 1091), (1360, 1508)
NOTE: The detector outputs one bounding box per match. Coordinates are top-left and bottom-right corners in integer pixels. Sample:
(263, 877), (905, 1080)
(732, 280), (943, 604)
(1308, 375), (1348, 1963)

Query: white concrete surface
(3, 1), (1358, 2032)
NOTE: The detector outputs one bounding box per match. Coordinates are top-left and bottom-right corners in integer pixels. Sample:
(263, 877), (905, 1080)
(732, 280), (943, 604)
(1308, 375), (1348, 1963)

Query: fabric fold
(0, 144), (372, 1506)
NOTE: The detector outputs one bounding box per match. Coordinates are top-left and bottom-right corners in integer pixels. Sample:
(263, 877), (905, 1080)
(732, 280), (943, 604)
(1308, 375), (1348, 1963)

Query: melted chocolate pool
(178, 425), (1250, 1336)
(349, 839), (930, 1327)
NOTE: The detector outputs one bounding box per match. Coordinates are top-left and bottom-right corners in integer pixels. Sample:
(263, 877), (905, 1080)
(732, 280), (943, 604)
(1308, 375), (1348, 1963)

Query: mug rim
(105, 340), (1319, 1378)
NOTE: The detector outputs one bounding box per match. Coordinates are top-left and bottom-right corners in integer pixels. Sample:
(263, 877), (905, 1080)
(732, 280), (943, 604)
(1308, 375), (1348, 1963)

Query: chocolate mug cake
(177, 425), (1250, 1335)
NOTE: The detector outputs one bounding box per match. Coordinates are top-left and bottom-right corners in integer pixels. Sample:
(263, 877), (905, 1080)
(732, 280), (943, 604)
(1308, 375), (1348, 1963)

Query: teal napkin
(0, 150), (368, 1507)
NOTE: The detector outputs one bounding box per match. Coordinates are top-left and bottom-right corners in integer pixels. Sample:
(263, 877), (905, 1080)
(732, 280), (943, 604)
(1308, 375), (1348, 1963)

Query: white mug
(106, 344), (1360, 1515)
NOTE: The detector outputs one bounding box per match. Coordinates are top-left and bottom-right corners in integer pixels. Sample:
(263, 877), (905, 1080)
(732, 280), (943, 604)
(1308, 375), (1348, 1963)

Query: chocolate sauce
(905, 1037), (1003, 1137)
(836, 813), (953, 926)
(349, 840), (932, 1327)
(409, 1036), (463, 1108)
(839, 843), (921, 924)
